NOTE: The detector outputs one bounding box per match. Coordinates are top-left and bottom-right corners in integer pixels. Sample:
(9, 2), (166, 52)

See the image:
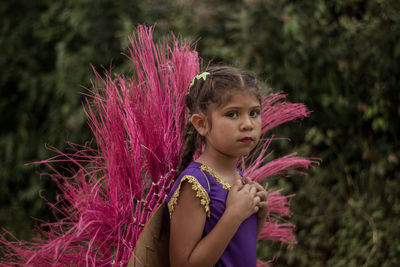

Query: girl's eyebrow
(222, 104), (261, 110)
(251, 105), (261, 109)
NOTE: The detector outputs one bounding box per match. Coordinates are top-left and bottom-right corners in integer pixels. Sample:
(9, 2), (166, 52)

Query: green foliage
(1, 0), (399, 265)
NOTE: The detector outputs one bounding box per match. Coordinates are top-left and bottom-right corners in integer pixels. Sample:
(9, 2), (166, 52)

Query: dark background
(1, 0), (399, 266)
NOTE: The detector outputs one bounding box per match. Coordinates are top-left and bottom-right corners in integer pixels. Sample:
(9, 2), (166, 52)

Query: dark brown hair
(176, 65), (263, 174)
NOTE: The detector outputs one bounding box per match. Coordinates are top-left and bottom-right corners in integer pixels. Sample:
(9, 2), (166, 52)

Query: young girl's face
(204, 90), (262, 159)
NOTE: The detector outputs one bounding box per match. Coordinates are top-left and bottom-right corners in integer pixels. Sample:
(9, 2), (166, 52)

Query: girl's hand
(244, 178), (268, 221)
(225, 180), (260, 223)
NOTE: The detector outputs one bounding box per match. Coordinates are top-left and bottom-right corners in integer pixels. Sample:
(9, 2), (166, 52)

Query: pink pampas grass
(1, 25), (199, 266)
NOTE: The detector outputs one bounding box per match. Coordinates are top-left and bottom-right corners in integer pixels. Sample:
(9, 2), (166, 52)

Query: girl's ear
(190, 113), (208, 136)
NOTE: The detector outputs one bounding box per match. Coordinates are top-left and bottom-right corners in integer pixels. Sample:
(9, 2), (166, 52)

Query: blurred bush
(1, 0), (399, 265)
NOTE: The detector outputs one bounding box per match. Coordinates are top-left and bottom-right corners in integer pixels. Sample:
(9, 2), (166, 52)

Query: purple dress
(165, 161), (257, 267)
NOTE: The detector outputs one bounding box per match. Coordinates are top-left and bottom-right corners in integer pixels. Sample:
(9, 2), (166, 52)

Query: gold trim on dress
(168, 175), (210, 219)
(200, 165), (232, 190)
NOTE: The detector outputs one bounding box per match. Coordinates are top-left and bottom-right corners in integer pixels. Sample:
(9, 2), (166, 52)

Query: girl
(165, 66), (269, 267)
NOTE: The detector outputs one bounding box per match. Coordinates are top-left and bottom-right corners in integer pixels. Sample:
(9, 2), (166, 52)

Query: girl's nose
(240, 115), (253, 131)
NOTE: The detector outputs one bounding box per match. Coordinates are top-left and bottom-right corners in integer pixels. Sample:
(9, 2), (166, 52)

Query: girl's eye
(226, 111), (238, 118)
(250, 109), (260, 117)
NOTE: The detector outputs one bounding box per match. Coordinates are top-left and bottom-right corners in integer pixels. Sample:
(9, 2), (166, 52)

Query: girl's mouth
(239, 137), (253, 144)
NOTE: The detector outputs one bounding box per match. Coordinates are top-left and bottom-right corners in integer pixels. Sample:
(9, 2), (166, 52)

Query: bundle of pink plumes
(0, 25), (315, 266)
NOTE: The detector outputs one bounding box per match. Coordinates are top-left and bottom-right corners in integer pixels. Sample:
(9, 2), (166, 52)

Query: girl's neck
(195, 149), (239, 183)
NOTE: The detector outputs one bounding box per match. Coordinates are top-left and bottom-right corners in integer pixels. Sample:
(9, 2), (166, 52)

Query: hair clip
(188, 71), (210, 92)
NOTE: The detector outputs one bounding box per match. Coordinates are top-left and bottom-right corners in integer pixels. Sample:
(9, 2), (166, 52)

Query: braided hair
(176, 66), (263, 174)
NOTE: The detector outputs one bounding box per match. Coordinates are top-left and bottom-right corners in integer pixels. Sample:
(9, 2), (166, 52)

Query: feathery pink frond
(1, 25), (199, 266)
(261, 92), (310, 134)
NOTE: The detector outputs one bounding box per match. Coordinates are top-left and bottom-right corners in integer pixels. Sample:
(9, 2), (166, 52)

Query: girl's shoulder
(178, 161), (203, 176)
(166, 162), (211, 219)
(174, 161), (211, 193)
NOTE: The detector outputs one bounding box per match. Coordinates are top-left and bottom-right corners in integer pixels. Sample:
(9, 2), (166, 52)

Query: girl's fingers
(250, 182), (268, 200)
(244, 177), (253, 184)
(240, 183), (251, 192)
(232, 179), (243, 191)
(254, 206), (259, 213)
(257, 200), (268, 208)
(255, 191), (268, 201)
(252, 182), (264, 191)
(249, 186), (257, 197)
